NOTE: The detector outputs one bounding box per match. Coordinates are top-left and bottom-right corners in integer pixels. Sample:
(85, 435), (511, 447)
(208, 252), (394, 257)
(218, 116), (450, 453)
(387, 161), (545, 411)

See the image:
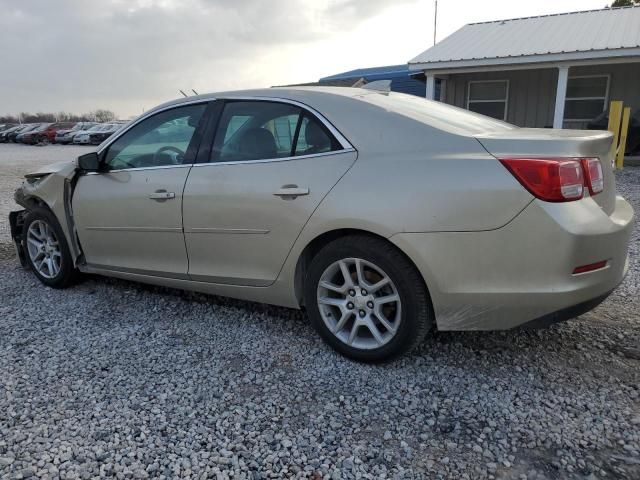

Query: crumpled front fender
(14, 161), (82, 264)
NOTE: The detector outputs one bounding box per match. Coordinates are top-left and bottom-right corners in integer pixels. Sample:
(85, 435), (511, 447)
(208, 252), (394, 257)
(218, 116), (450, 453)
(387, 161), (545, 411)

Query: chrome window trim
(84, 163), (193, 175)
(85, 149), (356, 174)
(94, 95), (357, 173)
(191, 148), (356, 168)
(98, 95), (355, 155)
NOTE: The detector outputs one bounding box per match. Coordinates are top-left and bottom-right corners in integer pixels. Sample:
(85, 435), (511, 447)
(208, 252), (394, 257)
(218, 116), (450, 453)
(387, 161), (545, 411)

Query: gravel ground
(0, 144), (638, 480)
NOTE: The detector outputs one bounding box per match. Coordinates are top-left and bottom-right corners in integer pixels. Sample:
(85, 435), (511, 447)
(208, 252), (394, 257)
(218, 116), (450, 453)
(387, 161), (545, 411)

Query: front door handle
(149, 190), (176, 201)
(273, 185), (309, 199)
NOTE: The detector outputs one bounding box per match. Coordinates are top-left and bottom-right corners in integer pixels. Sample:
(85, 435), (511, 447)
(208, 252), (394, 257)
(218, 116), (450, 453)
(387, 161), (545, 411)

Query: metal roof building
(320, 65), (427, 97)
(408, 6), (640, 136)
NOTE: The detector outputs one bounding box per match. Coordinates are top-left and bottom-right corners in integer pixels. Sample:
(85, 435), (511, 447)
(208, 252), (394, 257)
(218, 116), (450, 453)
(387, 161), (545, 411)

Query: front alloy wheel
(22, 208), (78, 288)
(26, 219), (62, 278)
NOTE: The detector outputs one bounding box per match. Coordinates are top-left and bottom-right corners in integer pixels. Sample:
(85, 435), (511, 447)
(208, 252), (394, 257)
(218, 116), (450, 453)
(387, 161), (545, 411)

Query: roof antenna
(179, 90), (188, 97)
(192, 89), (199, 95)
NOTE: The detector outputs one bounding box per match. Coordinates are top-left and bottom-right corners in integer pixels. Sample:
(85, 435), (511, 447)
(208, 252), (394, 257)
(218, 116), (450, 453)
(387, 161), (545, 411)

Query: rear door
(73, 102), (209, 278)
(183, 99), (356, 286)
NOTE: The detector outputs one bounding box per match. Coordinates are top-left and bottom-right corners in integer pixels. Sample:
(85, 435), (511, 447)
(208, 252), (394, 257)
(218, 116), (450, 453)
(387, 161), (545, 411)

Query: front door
(183, 100), (356, 286)
(73, 103), (208, 278)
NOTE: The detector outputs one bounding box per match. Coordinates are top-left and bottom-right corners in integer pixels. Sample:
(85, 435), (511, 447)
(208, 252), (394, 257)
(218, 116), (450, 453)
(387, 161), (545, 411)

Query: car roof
(130, 86), (516, 154)
(148, 87), (367, 114)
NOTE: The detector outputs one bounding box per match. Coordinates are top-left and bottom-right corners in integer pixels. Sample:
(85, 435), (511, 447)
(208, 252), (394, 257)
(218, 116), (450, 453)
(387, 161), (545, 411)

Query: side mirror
(77, 152), (101, 172)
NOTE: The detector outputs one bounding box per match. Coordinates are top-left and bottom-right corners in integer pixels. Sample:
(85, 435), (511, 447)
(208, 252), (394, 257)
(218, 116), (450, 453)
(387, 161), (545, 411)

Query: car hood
(24, 160), (77, 179)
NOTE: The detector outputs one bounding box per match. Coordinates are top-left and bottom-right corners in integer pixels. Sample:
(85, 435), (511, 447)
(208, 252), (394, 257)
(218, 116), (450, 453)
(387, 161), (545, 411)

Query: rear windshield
(354, 91), (516, 136)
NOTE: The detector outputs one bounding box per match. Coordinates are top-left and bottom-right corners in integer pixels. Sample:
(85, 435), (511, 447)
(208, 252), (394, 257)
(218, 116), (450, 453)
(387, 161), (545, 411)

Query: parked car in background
(9, 88), (634, 361)
(55, 122), (98, 144)
(0, 124), (21, 142)
(73, 123), (123, 145)
(17, 123), (52, 144)
(0, 123), (17, 132)
(31, 122), (77, 144)
(87, 122), (126, 145)
(587, 110), (640, 156)
(8, 124), (40, 143)
(72, 124), (109, 145)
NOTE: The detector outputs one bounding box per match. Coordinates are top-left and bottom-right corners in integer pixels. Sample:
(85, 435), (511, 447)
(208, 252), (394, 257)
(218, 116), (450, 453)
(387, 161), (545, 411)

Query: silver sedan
(10, 87), (634, 361)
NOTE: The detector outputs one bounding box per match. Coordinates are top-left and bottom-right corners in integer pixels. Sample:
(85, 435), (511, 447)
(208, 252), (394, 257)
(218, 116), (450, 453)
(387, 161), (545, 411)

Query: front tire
(304, 235), (433, 362)
(22, 208), (78, 288)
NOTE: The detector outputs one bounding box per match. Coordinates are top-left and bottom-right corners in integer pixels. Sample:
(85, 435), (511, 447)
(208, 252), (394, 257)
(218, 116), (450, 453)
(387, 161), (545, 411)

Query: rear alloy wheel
(305, 235), (432, 362)
(317, 258), (401, 350)
(23, 208), (78, 288)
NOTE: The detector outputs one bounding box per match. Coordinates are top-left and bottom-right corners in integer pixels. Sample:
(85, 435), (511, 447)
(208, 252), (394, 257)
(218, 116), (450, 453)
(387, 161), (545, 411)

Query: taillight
(499, 158), (584, 202)
(500, 157), (604, 202)
(582, 158), (604, 196)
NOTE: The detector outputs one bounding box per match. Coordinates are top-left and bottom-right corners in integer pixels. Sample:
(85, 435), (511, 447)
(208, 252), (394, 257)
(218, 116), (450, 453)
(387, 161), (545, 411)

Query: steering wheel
(153, 145), (185, 165)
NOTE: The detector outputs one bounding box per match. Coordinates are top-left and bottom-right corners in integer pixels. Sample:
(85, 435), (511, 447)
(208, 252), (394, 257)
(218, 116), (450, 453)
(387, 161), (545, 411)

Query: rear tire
(22, 207), (79, 288)
(304, 235), (433, 362)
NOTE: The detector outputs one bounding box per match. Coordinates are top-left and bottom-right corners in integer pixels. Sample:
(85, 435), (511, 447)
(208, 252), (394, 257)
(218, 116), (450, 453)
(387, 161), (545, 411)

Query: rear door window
(210, 100), (342, 163)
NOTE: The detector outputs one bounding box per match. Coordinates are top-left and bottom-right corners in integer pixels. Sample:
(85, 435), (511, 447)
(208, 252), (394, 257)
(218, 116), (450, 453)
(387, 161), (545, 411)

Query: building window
(564, 75), (609, 121)
(467, 80), (509, 120)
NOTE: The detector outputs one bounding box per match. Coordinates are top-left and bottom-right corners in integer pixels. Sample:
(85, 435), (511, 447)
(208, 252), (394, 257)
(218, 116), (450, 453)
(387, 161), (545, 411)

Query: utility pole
(433, 0), (438, 45)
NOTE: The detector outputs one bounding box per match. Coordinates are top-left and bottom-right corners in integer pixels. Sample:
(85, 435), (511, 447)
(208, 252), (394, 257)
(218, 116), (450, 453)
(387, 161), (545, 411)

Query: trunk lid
(475, 128), (616, 214)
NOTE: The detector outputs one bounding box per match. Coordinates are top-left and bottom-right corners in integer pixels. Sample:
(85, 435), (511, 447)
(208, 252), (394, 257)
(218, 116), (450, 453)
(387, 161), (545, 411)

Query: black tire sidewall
(305, 237), (431, 362)
(22, 208), (76, 288)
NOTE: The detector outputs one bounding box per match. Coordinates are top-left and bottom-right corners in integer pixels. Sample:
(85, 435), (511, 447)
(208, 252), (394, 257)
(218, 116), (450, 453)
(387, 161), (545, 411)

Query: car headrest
(239, 128), (277, 159)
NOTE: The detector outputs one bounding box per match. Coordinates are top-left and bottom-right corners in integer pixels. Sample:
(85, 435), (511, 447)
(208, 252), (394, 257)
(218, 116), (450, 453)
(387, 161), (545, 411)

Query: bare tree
(610, 0), (639, 5)
(91, 109), (117, 122)
(1, 109), (118, 123)
(0, 115), (19, 124)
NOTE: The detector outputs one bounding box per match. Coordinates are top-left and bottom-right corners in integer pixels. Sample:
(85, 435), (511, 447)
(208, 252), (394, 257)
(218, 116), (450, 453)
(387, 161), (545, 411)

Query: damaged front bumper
(9, 209), (28, 267)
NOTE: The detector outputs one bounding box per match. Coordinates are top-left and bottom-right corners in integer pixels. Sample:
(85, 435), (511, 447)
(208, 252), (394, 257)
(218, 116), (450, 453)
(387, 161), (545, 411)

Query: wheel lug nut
(361, 289), (368, 295)
(359, 310), (366, 318)
(348, 289), (356, 297)
(367, 301), (374, 308)
(347, 302), (354, 310)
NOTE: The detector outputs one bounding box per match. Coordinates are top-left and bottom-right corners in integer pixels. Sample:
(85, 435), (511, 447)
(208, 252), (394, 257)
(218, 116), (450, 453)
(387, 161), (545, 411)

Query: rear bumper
(391, 195), (634, 330)
(518, 290), (612, 329)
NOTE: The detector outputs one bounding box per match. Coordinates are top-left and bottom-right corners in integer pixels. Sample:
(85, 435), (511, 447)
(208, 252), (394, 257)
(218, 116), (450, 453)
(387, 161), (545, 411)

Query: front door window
(104, 104), (207, 170)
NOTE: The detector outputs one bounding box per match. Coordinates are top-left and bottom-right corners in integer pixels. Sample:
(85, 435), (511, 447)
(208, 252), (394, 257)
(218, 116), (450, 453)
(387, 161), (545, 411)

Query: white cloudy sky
(0, 0), (609, 117)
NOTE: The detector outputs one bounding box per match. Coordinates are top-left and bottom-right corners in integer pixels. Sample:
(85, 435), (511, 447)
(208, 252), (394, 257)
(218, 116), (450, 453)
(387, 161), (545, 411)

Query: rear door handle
(149, 190), (176, 201)
(273, 185), (309, 199)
